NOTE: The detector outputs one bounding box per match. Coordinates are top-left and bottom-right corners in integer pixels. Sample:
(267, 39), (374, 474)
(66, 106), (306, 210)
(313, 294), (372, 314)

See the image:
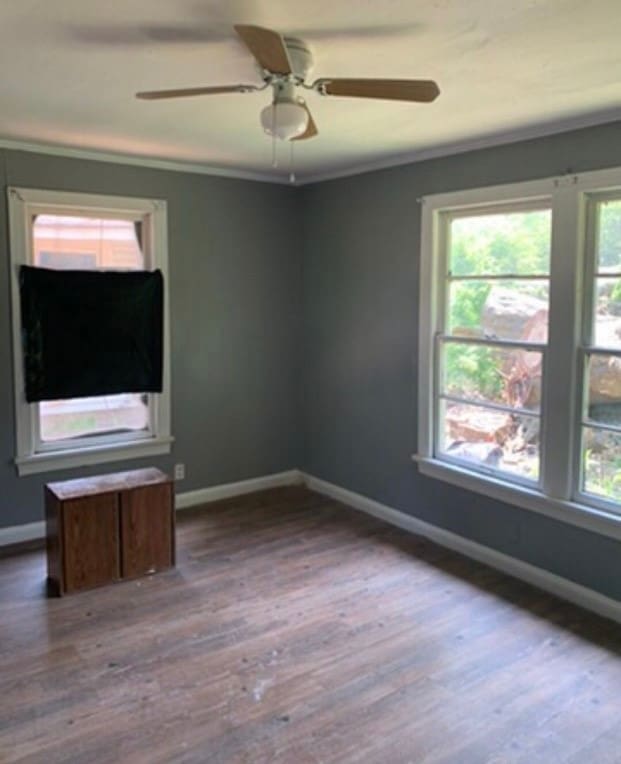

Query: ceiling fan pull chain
(272, 133), (278, 167)
(289, 140), (296, 184)
(271, 103), (278, 167)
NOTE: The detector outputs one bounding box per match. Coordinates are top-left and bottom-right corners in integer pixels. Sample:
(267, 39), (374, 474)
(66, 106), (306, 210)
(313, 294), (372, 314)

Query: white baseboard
(302, 473), (621, 625)
(0, 521), (46, 547)
(3, 467), (619, 625)
(0, 469), (303, 548)
(175, 469), (303, 510)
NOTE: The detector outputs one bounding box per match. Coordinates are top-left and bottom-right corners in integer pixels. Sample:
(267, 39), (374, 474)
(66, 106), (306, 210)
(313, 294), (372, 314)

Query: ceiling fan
(136, 25), (440, 142)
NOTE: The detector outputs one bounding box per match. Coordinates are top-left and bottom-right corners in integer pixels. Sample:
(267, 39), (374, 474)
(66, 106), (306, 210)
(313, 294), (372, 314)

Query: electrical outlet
(174, 463), (185, 481)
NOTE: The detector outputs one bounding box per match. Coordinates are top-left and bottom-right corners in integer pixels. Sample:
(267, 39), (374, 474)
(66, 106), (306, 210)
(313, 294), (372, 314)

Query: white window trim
(416, 167), (621, 541)
(8, 187), (173, 476)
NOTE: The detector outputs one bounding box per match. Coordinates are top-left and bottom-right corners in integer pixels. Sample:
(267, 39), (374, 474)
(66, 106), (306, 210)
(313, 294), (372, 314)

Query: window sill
(413, 455), (621, 541)
(16, 436), (174, 476)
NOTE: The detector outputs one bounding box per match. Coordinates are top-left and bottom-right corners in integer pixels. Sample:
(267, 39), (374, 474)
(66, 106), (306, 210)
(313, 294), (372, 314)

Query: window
(438, 205), (550, 484)
(418, 169), (621, 536)
(9, 189), (172, 475)
(580, 197), (621, 504)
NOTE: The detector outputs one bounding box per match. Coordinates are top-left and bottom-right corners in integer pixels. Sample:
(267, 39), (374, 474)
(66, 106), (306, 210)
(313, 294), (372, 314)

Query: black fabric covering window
(20, 266), (164, 403)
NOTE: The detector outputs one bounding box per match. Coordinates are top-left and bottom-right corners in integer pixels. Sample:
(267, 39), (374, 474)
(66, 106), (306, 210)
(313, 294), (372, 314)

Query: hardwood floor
(1, 486), (620, 764)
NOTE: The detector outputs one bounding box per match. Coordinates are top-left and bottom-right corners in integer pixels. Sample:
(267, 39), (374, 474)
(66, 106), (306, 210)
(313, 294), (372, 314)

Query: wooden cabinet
(121, 484), (173, 579)
(62, 494), (120, 592)
(45, 468), (174, 596)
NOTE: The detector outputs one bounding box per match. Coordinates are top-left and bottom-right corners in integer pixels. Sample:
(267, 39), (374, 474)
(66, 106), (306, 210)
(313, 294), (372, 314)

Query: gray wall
(300, 120), (621, 601)
(0, 149), (303, 529)
(4, 122), (621, 603)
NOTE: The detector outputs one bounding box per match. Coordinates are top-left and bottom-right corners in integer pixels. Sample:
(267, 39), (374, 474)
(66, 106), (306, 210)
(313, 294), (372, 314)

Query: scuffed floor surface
(1, 486), (621, 763)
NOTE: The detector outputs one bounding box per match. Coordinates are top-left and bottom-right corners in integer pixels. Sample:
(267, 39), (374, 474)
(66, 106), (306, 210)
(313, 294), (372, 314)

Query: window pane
(594, 277), (621, 349)
(597, 199), (621, 273)
(32, 215), (147, 444)
(582, 427), (621, 503)
(40, 394), (149, 443)
(586, 354), (621, 424)
(448, 280), (549, 342)
(33, 215), (143, 271)
(440, 401), (540, 481)
(442, 341), (542, 411)
(449, 209), (551, 277)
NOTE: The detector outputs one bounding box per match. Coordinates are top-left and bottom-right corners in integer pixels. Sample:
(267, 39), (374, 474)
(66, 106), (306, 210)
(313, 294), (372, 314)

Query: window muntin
(436, 206), (551, 485)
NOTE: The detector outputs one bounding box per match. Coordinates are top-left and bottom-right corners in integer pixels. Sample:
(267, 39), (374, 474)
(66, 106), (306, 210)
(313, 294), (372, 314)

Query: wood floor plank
(1, 486), (620, 764)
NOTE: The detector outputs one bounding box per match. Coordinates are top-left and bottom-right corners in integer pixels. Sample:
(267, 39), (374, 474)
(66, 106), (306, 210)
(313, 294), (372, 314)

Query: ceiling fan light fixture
(260, 100), (309, 141)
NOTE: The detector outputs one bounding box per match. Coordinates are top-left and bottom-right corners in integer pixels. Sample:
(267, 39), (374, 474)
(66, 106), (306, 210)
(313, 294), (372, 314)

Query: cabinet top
(46, 468), (171, 500)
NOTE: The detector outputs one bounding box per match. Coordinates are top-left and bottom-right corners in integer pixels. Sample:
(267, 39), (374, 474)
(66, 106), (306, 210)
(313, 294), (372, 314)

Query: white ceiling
(1, 0), (620, 184)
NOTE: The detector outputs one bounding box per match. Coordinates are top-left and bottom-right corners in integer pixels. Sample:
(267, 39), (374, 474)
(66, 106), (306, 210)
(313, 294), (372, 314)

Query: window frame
(416, 168), (621, 541)
(8, 187), (173, 476)
(434, 198), (551, 489)
(574, 192), (621, 512)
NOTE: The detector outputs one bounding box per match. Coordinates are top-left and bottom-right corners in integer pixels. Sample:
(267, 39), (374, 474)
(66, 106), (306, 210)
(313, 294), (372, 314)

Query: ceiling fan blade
(136, 84), (258, 100)
(292, 102), (318, 141)
(314, 78), (440, 103)
(234, 24), (292, 75)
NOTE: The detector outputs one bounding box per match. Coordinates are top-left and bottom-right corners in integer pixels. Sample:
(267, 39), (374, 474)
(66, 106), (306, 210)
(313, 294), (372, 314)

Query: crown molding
(0, 137), (289, 185)
(1, 106), (621, 188)
(297, 108), (621, 186)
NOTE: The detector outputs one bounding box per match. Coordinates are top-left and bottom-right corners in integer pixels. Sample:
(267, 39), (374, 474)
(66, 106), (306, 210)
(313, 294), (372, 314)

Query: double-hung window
(417, 168), (621, 535)
(580, 196), (621, 505)
(9, 188), (172, 476)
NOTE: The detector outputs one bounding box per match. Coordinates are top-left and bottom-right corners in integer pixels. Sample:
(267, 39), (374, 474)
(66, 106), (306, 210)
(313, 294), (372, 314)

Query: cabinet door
(121, 484), (172, 578)
(62, 495), (120, 593)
